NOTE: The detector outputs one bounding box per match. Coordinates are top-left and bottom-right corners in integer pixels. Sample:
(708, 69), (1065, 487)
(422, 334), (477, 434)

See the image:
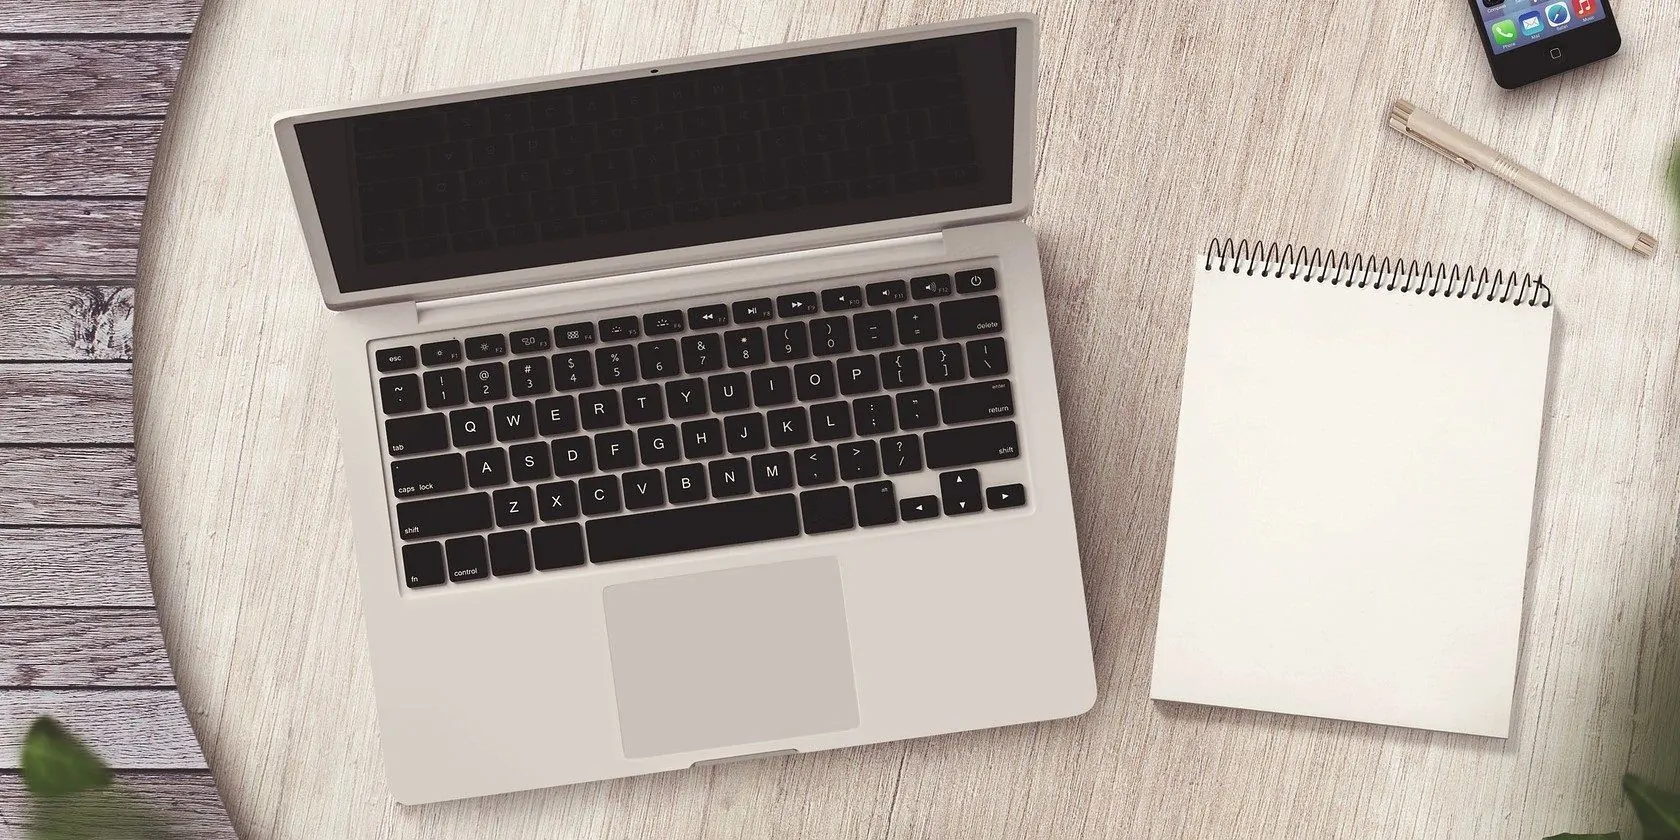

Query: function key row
(374, 266), (998, 372)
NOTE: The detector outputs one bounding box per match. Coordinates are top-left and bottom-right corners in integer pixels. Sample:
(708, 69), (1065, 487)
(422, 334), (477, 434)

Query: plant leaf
(1542, 834), (1619, 839)
(1669, 142), (1680, 218)
(18, 717), (111, 798)
(1625, 773), (1680, 840)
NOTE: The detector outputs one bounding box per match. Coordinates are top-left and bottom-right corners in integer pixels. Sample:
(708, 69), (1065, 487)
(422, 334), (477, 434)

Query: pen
(1388, 99), (1657, 258)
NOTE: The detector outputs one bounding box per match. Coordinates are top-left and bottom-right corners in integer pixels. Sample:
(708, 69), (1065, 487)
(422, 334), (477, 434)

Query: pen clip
(1395, 124), (1475, 172)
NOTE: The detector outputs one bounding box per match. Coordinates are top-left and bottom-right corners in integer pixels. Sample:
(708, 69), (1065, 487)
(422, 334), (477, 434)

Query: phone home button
(1550, 46), (1564, 59)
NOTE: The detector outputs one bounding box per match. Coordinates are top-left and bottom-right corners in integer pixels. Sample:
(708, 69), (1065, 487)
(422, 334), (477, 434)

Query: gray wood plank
(0, 0), (200, 34)
(0, 121), (161, 196)
(0, 40), (187, 117)
(0, 608), (172, 687)
(0, 364), (133, 444)
(0, 528), (152, 607)
(0, 689), (205, 769)
(0, 286), (133, 360)
(0, 199), (143, 275)
(0, 448), (138, 526)
(0, 771), (234, 840)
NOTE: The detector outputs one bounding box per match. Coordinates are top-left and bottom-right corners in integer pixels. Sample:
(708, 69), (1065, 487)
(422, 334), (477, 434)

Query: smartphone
(1471, 0), (1620, 89)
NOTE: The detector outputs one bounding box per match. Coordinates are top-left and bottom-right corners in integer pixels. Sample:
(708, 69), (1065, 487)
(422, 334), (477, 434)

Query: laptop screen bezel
(273, 14), (1038, 311)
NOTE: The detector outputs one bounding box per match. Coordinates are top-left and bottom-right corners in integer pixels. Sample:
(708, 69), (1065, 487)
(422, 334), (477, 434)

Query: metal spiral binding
(1203, 238), (1551, 308)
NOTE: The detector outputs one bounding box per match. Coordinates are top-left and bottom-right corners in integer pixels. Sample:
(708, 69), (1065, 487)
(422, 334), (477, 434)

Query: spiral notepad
(1149, 240), (1555, 737)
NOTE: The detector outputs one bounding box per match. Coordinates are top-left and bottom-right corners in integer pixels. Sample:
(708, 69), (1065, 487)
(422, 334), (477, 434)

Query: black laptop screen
(293, 28), (1018, 294)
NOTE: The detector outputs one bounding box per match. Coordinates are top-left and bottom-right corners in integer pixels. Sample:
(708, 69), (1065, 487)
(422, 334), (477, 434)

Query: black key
(776, 291), (820, 318)
(537, 480), (580, 521)
(955, 267), (997, 294)
(810, 401), (852, 441)
(402, 542), (447, 588)
(509, 442), (552, 482)
(665, 463), (708, 504)
(554, 321), (596, 347)
(681, 418), (724, 459)
(838, 439), (880, 480)
(853, 310), (895, 350)
(794, 360), (837, 401)
(987, 483), (1026, 510)
(580, 391), (621, 430)
(423, 368), (466, 408)
(837, 356), (879, 396)
(896, 304), (938, 344)
(638, 339), (680, 379)
(466, 448), (510, 487)
(586, 494), (801, 563)
(940, 469), (983, 515)
(911, 273), (953, 299)
(465, 333), (506, 359)
(494, 486), (536, 527)
(643, 310), (684, 335)
(552, 436), (594, 476)
(923, 344), (966, 384)
(854, 480), (897, 527)
(596, 345), (638, 384)
(494, 401), (536, 440)
(732, 297), (774, 323)
(709, 457), (752, 498)
(450, 407), (492, 447)
(966, 337), (1009, 378)
(638, 424), (680, 465)
(553, 350), (595, 390)
(924, 420), (1020, 469)
(768, 321), (810, 362)
(422, 339), (463, 365)
(681, 333), (724, 373)
(752, 451), (794, 491)
(397, 492), (492, 540)
(622, 469), (665, 510)
(725, 327), (768, 367)
(853, 395), (896, 436)
(445, 536), (490, 581)
(795, 445), (838, 486)
(939, 295), (1003, 339)
(380, 374), (421, 413)
(900, 495), (939, 521)
(895, 390), (938, 430)
(535, 395), (578, 435)
(377, 345), (418, 372)
(622, 384), (665, 424)
(664, 378), (708, 418)
(799, 487), (853, 534)
(467, 362), (508, 402)
(821, 285), (864, 311)
(391, 453), (466, 498)
(386, 413), (449, 456)
(488, 530), (533, 576)
(881, 434), (923, 474)
(709, 372), (751, 411)
(580, 475), (622, 515)
(939, 380), (1014, 424)
(767, 406), (809, 447)
(509, 358), (552, 397)
(688, 304), (729, 329)
(600, 316), (641, 341)
(810, 316), (851, 356)
(867, 279), (908, 305)
(596, 430), (637, 470)
(881, 349), (922, 389)
(532, 522), (587, 569)
(725, 413), (768, 453)
(751, 366), (795, 406)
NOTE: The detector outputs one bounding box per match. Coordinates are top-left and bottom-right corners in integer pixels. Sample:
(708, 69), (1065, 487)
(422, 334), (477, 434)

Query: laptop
(273, 13), (1093, 804)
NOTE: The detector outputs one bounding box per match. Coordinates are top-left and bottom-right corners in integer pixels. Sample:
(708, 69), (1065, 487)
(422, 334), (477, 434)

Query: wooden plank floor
(0, 1), (236, 837)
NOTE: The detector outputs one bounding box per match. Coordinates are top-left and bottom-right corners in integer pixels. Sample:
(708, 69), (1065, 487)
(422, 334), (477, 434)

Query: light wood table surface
(135, 0), (1680, 837)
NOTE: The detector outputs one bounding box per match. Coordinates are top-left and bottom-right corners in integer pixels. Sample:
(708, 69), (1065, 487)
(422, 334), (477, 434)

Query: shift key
(397, 492), (492, 540)
(924, 420), (1020, 469)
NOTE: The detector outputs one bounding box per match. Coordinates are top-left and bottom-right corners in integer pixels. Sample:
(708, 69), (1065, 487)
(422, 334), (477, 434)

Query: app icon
(1574, 0), (1596, 16)
(1491, 18), (1519, 45)
(1545, 2), (1571, 26)
(1519, 11), (1545, 35)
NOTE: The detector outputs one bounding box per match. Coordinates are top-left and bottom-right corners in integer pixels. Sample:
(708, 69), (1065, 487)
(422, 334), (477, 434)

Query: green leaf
(18, 717), (111, 798)
(1669, 142), (1680, 220)
(1543, 834), (1619, 839)
(1625, 773), (1680, 840)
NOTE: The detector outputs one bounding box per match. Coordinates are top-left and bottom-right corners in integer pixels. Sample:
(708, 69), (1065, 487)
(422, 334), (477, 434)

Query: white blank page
(1149, 261), (1554, 737)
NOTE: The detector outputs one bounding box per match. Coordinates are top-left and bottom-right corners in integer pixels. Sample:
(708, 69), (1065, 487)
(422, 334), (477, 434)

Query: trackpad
(602, 557), (859, 759)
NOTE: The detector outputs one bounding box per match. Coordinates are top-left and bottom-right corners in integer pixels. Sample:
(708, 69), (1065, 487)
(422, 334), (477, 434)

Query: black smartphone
(1470, 0), (1620, 88)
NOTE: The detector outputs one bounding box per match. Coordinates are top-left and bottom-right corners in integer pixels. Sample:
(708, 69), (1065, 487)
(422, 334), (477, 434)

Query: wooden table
(132, 0), (1679, 836)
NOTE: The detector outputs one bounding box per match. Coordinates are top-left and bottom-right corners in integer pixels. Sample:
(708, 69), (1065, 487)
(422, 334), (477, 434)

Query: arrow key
(939, 468), (983, 516)
(900, 494), (939, 521)
(986, 483), (1026, 511)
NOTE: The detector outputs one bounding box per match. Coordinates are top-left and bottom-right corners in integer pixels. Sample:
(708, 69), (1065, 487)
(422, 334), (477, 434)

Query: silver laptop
(274, 13), (1093, 804)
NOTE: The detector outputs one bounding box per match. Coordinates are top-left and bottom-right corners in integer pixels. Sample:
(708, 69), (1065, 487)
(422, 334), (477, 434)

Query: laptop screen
(292, 27), (1018, 295)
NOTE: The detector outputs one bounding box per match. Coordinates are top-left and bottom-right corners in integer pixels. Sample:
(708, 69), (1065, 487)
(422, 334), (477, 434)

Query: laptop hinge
(414, 230), (948, 320)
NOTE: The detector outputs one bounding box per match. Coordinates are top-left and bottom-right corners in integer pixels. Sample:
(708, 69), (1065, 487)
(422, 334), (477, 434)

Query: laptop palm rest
(602, 557), (860, 760)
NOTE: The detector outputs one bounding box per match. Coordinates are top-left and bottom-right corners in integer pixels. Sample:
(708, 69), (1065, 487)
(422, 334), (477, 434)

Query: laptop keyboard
(374, 264), (1025, 589)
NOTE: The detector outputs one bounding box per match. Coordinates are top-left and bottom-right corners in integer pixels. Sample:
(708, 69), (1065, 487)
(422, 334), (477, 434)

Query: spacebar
(585, 494), (802, 563)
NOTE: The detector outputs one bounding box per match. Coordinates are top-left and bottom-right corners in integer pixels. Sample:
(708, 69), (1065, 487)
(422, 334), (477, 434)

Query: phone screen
(1479, 0), (1607, 53)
